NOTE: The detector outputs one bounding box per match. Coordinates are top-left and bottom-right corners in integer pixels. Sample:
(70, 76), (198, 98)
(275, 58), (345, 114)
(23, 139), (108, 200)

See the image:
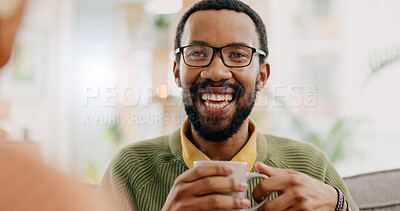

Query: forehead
(181, 10), (259, 48)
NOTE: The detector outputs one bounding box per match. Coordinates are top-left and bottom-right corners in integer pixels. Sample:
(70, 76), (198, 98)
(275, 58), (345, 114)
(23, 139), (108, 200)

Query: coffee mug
(193, 161), (269, 211)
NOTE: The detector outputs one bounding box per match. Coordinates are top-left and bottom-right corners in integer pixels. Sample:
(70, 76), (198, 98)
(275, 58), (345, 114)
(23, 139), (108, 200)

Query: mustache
(189, 80), (244, 95)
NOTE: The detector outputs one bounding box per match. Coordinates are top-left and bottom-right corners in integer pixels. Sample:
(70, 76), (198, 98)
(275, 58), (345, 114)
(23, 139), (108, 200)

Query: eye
(228, 52), (249, 59)
(188, 51), (208, 57)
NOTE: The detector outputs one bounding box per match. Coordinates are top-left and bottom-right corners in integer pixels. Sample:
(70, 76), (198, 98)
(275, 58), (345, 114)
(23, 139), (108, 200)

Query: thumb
(255, 162), (282, 177)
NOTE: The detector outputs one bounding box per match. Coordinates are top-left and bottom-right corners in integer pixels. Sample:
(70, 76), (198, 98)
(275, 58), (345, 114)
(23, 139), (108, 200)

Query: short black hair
(174, 0), (268, 64)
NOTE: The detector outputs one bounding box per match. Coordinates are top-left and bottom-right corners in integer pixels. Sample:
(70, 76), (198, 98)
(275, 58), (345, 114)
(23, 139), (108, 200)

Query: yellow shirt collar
(180, 118), (257, 172)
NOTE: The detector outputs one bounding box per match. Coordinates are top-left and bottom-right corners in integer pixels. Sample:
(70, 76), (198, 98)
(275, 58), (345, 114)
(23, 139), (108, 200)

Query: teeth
(204, 101), (230, 109)
(201, 93), (233, 102)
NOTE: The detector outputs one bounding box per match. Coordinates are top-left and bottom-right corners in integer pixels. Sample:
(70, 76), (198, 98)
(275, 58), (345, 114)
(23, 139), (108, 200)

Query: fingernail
(241, 198), (250, 207)
(239, 182), (248, 190)
(257, 162), (266, 167)
(223, 165), (234, 174)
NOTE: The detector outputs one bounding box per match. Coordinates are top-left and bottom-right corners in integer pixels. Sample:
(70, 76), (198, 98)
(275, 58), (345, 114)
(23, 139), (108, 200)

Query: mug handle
(242, 172), (269, 211)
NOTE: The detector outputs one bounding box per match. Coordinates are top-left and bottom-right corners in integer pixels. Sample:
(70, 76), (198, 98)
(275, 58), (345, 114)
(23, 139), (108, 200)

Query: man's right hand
(162, 163), (251, 211)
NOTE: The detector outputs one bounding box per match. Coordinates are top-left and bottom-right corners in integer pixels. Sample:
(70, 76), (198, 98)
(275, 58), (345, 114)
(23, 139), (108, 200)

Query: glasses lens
(222, 46), (253, 67)
(183, 45), (213, 66)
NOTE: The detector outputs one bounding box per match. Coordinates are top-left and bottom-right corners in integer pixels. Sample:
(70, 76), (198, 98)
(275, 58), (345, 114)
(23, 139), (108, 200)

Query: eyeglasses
(175, 44), (266, 68)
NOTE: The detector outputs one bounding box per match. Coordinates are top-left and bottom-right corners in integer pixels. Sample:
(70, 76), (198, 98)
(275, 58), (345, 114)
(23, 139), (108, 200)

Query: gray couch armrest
(343, 169), (400, 211)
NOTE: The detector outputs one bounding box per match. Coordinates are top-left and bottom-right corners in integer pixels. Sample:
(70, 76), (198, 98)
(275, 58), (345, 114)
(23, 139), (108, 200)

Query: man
(98, 0), (358, 210)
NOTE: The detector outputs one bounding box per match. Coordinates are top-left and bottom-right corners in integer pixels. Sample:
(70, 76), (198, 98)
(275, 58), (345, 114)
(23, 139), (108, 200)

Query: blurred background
(1, 0), (399, 184)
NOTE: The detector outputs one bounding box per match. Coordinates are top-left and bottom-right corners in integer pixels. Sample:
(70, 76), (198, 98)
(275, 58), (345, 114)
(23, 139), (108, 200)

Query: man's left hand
(253, 162), (338, 211)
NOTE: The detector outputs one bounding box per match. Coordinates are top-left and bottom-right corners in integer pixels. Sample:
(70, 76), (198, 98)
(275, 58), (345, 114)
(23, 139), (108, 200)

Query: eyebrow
(189, 40), (249, 47)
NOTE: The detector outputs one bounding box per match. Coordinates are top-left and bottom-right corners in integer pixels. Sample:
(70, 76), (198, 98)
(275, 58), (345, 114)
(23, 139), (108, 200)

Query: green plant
(368, 46), (400, 76)
(264, 46), (400, 164)
(83, 161), (101, 184)
(265, 92), (360, 164)
(154, 15), (171, 29)
(103, 122), (123, 144)
(306, 118), (361, 164)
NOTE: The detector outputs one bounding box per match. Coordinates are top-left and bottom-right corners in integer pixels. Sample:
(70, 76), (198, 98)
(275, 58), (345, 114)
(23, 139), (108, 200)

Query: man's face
(174, 9), (269, 142)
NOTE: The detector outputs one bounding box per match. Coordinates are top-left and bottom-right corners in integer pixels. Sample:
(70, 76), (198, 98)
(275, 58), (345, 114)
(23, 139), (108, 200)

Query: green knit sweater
(98, 128), (358, 211)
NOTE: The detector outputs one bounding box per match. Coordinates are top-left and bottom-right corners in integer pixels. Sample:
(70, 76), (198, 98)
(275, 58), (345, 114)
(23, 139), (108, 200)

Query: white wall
(71, 0), (118, 179)
(338, 0), (400, 176)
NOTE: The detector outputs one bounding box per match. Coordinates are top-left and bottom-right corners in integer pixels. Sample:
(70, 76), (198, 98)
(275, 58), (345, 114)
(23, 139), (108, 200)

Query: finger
(284, 207), (298, 211)
(258, 192), (294, 211)
(194, 176), (248, 196)
(252, 175), (296, 202)
(255, 162), (292, 177)
(179, 164), (234, 183)
(188, 194), (251, 210)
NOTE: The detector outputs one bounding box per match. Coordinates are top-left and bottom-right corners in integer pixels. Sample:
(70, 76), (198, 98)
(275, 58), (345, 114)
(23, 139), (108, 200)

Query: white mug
(193, 161), (269, 211)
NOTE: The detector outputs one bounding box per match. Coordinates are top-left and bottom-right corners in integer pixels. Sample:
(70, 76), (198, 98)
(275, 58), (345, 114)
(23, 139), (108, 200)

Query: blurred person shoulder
(0, 143), (112, 211)
(0, 0), (112, 210)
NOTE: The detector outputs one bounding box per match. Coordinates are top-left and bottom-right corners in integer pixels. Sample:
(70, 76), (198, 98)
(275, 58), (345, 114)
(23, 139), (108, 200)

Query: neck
(188, 118), (250, 161)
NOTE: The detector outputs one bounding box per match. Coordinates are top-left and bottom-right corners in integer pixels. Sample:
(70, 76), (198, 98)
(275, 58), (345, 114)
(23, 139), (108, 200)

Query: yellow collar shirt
(180, 118), (258, 172)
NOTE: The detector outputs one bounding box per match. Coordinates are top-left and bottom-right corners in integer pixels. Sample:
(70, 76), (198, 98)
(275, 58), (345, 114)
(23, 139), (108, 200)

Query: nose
(200, 53), (232, 82)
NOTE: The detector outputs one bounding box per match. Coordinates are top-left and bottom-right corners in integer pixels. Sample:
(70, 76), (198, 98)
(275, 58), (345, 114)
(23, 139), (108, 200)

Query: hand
(253, 162), (338, 211)
(162, 164), (251, 211)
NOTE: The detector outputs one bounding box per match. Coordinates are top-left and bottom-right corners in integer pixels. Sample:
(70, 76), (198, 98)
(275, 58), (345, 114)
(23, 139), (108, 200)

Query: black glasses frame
(175, 44), (266, 68)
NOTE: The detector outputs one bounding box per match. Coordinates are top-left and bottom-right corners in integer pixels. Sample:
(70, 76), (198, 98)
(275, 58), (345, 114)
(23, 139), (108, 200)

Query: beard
(182, 80), (258, 142)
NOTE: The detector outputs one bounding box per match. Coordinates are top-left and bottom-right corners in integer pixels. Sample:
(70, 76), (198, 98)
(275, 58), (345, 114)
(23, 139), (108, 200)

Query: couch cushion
(344, 169), (400, 210)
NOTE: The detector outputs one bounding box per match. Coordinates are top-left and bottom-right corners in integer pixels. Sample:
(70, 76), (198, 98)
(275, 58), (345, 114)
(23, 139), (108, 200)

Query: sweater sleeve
(97, 150), (138, 211)
(324, 159), (359, 211)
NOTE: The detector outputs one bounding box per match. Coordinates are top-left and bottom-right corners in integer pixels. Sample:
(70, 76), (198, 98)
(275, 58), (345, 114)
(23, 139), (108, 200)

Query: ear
(257, 62), (270, 91)
(173, 61), (182, 87)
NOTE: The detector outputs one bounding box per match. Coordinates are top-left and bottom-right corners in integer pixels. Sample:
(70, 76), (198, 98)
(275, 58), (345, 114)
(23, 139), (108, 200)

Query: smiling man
(98, 0), (358, 210)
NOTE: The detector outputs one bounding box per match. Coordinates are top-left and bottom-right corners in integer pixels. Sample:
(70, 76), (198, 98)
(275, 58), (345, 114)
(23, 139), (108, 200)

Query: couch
(344, 169), (400, 210)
